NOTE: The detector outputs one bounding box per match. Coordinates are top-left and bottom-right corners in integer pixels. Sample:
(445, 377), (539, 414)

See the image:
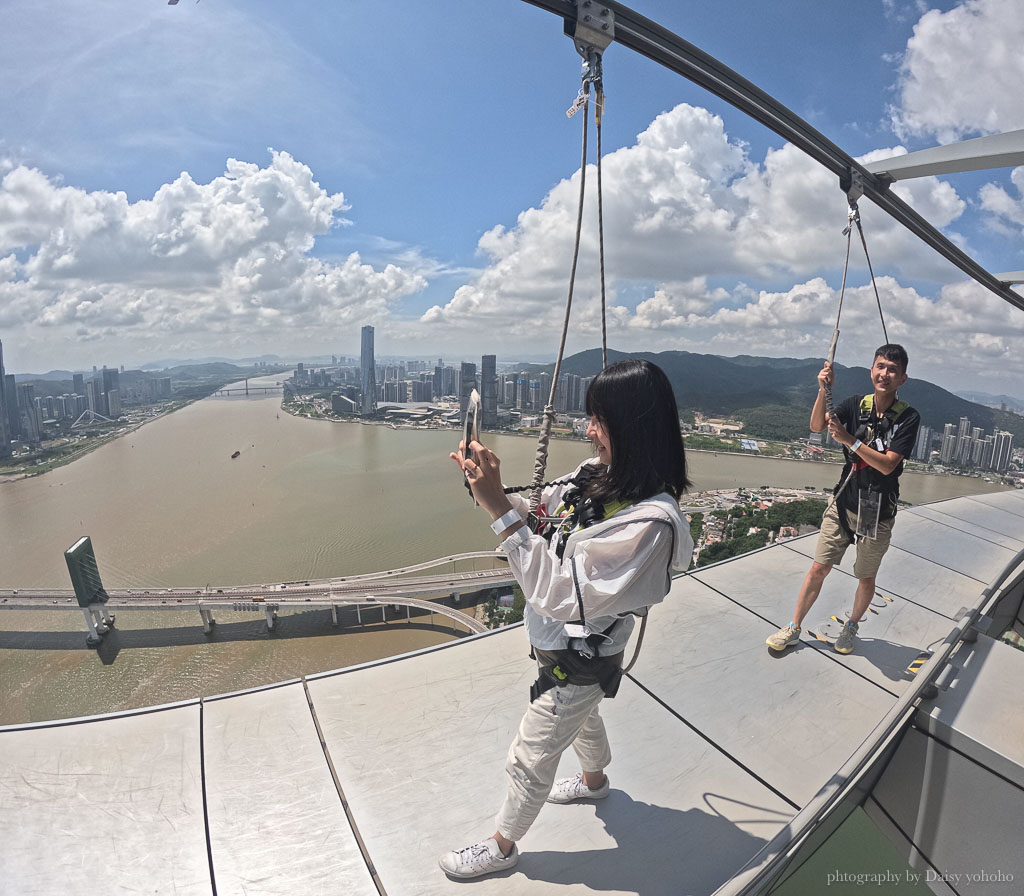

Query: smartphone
(463, 388), (481, 461)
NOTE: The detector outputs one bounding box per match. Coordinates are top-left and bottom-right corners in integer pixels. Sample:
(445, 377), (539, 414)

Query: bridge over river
(0, 551), (514, 640)
(214, 381), (284, 396)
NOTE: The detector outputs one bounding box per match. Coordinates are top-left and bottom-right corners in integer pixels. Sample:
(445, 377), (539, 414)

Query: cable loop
(824, 198), (890, 418)
(852, 209), (890, 345)
(530, 84), (591, 510)
(530, 47), (610, 507)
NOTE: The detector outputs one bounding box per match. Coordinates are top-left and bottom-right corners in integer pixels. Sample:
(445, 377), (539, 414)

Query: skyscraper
(0, 339), (9, 456)
(994, 430), (1014, 473)
(360, 325), (377, 415)
(102, 367), (121, 417)
(913, 425), (934, 462)
(939, 423), (956, 465)
(17, 383), (41, 443)
(953, 415), (973, 466)
(555, 373), (583, 413)
(460, 362), (477, 421)
(481, 354), (497, 428)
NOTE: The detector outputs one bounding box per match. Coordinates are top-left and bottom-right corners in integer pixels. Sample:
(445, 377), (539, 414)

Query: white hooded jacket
(502, 460), (694, 655)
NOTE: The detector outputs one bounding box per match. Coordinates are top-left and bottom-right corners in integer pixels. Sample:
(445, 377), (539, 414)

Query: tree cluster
(695, 498), (826, 569)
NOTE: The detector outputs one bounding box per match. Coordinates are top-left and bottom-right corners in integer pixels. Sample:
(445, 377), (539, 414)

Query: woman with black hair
(439, 358), (694, 880)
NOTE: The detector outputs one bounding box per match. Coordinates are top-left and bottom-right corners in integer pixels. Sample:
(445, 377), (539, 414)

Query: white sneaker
(834, 620), (859, 655)
(766, 623), (801, 652)
(438, 838), (518, 879)
(547, 771), (610, 803)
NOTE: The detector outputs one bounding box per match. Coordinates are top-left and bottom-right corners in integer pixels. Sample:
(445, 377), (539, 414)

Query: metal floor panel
(915, 634), (1024, 791)
(307, 628), (795, 896)
(964, 490), (1024, 517)
(691, 546), (955, 693)
(0, 704), (211, 896)
(782, 536), (985, 616)
(872, 725), (1024, 894)
(203, 682), (376, 896)
(629, 573), (895, 805)
(905, 502), (1024, 551)
(887, 511), (1020, 581)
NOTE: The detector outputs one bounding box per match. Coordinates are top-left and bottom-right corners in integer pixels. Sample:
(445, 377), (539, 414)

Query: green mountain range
(541, 349), (1024, 444)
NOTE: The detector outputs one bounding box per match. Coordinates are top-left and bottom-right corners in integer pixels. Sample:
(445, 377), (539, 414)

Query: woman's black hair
(584, 358), (691, 503)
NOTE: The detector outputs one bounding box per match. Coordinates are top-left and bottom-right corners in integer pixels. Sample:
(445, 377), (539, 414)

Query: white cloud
(2, 89), (1018, 393)
(892, 0), (1024, 140)
(610, 275), (1024, 390)
(411, 101), (1023, 390)
(419, 105), (967, 333)
(0, 152), (427, 365)
(979, 166), (1024, 234)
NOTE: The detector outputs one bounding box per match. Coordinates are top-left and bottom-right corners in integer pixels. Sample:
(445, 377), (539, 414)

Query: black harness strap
(834, 396), (911, 539)
(529, 516), (676, 703)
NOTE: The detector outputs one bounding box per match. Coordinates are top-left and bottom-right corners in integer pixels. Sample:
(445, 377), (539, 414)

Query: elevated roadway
(0, 551), (513, 637)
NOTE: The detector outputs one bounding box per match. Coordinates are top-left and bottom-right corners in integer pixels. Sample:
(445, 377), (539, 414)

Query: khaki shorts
(814, 501), (895, 579)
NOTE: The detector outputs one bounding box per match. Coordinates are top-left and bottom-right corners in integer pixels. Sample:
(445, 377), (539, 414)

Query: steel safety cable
(824, 203), (856, 418)
(822, 199), (896, 518)
(529, 78), (592, 511)
(595, 84), (608, 371)
(852, 208), (890, 345)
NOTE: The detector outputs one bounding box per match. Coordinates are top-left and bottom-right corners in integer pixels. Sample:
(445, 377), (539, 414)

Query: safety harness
(834, 394), (911, 538)
(527, 466), (676, 703)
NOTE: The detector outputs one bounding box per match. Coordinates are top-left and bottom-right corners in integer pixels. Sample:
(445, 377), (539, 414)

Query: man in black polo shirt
(767, 344), (920, 655)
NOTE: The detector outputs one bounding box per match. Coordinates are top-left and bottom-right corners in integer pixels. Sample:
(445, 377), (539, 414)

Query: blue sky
(2, 0), (1023, 394)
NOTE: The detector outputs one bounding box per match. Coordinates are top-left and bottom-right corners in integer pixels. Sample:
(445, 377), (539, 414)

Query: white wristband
(490, 508), (522, 535)
(849, 439), (862, 453)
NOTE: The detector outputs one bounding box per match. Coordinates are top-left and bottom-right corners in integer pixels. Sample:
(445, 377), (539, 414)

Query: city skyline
(2, 1), (1024, 394)
(3, 324), (1019, 480)
(5, 337), (1024, 410)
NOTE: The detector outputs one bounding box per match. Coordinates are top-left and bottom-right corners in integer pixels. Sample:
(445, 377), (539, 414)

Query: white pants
(495, 680), (612, 841)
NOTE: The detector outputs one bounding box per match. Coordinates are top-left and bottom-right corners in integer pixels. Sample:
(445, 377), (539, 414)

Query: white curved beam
(864, 129), (1024, 181)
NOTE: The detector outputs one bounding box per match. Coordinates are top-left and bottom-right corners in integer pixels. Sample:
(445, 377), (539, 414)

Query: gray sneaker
(438, 839), (518, 879)
(547, 772), (610, 803)
(834, 620), (859, 654)
(766, 623), (801, 652)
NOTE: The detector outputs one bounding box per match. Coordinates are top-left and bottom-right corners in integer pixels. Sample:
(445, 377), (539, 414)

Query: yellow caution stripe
(906, 651), (932, 675)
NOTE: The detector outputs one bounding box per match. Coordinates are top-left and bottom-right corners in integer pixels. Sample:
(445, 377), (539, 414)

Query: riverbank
(0, 401), (193, 484)
(0, 368), (285, 483)
(282, 396), (1017, 491)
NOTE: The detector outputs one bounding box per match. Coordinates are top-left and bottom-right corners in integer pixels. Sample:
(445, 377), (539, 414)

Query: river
(0, 377), (1008, 724)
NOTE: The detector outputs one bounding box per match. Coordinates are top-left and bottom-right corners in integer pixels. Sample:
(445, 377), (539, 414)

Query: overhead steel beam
(864, 129), (1024, 181)
(522, 0), (1024, 312)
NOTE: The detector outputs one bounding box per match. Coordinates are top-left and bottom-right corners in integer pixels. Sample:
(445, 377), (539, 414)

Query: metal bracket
(567, 0), (614, 57)
(839, 167), (891, 207)
(846, 170), (867, 206)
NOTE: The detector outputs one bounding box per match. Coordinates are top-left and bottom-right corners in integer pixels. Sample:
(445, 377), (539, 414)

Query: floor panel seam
(625, 673), (801, 813)
(302, 678), (388, 896)
(688, 575), (902, 698)
(199, 698), (219, 896)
